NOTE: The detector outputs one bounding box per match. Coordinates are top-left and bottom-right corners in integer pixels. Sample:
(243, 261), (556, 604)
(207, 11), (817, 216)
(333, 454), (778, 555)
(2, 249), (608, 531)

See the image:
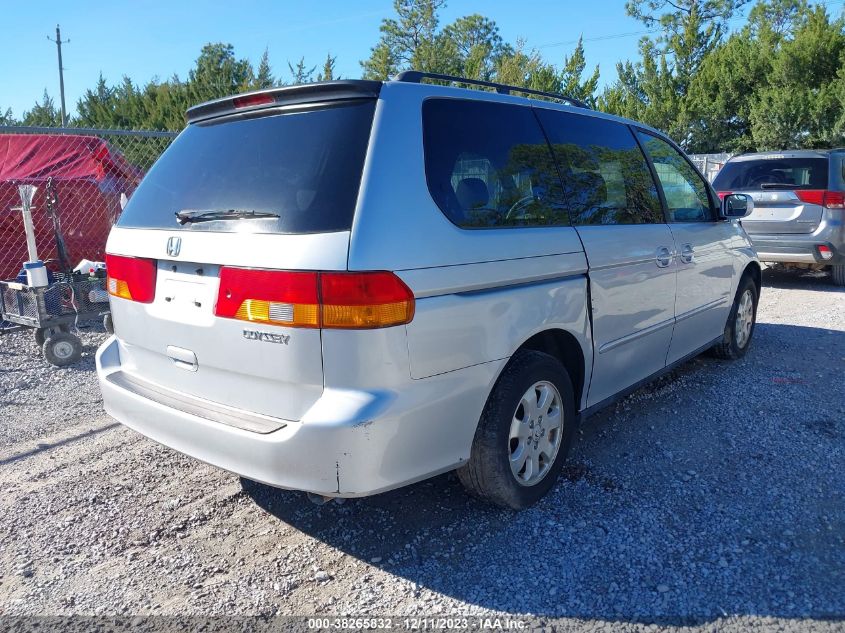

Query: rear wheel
(711, 275), (758, 360)
(34, 324), (69, 348)
(832, 264), (845, 287)
(42, 331), (82, 367)
(457, 350), (577, 510)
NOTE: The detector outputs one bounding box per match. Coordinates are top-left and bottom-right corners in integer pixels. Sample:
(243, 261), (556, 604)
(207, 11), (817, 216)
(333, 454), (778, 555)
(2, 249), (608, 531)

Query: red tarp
(0, 134), (143, 280)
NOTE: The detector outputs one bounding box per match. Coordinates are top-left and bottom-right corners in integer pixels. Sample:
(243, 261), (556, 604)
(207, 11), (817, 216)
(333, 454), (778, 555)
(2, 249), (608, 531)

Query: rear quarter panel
(349, 83), (593, 407)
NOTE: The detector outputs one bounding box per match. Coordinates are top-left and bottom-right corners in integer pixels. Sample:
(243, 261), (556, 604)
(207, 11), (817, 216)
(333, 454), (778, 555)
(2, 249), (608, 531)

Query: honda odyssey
(96, 72), (760, 509)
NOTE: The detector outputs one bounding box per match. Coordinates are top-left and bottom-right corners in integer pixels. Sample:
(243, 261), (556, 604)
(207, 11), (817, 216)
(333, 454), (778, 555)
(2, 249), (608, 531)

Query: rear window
(117, 100), (376, 233)
(713, 156), (828, 191)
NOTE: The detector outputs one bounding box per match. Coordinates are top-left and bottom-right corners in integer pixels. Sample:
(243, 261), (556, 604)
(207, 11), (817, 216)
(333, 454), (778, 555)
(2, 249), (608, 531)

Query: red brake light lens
(717, 191), (732, 200)
(795, 190), (826, 206)
(216, 268), (319, 328)
(105, 254), (157, 303)
(823, 191), (845, 209)
(232, 94), (275, 109)
(214, 269), (415, 329)
(794, 189), (845, 208)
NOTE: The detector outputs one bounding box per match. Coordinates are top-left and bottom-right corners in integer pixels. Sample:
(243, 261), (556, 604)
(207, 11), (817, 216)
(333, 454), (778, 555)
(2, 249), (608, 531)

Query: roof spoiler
(186, 80), (382, 124)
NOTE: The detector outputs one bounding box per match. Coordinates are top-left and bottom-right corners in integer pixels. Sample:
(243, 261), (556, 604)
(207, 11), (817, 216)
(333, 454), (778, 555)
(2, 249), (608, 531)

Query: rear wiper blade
(759, 183), (796, 190)
(175, 209), (280, 225)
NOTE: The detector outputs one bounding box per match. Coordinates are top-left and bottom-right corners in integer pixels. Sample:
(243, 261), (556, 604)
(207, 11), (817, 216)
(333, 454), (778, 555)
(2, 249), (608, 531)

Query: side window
(422, 99), (566, 228)
(636, 131), (715, 222)
(535, 109), (663, 225)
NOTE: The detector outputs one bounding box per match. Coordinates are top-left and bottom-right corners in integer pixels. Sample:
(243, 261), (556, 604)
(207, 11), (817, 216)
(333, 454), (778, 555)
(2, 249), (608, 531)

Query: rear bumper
(96, 335), (500, 497)
(748, 225), (845, 265)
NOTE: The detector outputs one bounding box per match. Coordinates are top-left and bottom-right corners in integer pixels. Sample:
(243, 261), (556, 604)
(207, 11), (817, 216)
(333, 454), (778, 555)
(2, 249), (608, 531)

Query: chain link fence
(689, 153), (733, 183)
(0, 126), (177, 281)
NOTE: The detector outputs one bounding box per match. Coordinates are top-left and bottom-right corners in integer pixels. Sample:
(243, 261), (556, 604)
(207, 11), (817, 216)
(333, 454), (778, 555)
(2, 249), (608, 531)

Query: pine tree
(1, 107), (17, 125)
(288, 57), (316, 84)
(317, 53), (337, 82)
(254, 49), (274, 89)
(558, 37), (600, 106)
(22, 90), (63, 127)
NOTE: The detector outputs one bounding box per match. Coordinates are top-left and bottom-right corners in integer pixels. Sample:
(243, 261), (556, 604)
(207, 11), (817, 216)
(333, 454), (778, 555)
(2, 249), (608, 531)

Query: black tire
(710, 275), (758, 360)
(832, 264), (845, 287)
(457, 350), (577, 510)
(34, 324), (69, 348)
(103, 313), (114, 334)
(42, 331), (83, 367)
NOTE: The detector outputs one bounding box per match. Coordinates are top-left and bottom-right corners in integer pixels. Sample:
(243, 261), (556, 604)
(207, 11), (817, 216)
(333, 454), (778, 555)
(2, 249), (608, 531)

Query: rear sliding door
(535, 109), (676, 407)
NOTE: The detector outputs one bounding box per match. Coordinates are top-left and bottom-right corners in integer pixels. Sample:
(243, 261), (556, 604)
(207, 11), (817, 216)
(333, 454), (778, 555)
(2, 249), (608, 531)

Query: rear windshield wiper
(175, 209), (281, 225)
(759, 183), (797, 190)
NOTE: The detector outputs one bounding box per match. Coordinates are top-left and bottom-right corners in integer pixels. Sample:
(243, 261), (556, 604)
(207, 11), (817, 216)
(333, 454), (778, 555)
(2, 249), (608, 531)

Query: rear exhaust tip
(306, 492), (332, 506)
(306, 492), (347, 506)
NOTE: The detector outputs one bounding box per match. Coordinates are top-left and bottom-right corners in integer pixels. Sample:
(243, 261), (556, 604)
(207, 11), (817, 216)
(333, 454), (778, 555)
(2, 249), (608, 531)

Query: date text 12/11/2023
(306, 617), (528, 630)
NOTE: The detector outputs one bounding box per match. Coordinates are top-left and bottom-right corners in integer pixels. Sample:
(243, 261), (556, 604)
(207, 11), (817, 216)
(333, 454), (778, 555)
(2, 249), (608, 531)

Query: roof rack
(393, 70), (590, 109)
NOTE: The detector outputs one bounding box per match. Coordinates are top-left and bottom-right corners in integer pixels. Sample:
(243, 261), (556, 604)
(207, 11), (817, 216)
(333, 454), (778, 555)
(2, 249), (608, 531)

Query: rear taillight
(818, 245), (834, 260)
(105, 254), (157, 303)
(717, 191), (732, 200)
(795, 190), (845, 209)
(823, 191), (845, 209)
(216, 269), (320, 328)
(214, 269), (414, 330)
(320, 272), (415, 329)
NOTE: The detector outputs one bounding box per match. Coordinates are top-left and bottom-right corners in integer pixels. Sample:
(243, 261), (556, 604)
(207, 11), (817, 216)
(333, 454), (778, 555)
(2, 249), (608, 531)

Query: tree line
(2, 0), (844, 153)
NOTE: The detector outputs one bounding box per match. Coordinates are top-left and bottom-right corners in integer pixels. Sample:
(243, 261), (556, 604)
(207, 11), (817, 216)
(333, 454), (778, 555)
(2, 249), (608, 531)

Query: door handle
(166, 345), (198, 372)
(655, 246), (672, 268)
(680, 243), (694, 264)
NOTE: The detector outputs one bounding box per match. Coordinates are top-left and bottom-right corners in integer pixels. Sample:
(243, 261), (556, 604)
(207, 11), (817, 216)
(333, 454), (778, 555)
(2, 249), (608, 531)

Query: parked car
(713, 149), (845, 285)
(96, 73), (759, 509)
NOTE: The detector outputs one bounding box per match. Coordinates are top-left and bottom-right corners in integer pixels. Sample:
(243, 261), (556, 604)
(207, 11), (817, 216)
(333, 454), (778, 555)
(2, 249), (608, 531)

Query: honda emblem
(166, 236), (182, 257)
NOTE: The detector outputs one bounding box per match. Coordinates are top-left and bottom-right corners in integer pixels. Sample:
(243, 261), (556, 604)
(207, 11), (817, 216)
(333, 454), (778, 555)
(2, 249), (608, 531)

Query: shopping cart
(0, 272), (112, 366)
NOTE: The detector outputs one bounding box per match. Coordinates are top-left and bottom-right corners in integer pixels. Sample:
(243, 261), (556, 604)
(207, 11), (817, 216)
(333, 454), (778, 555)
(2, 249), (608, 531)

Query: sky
(0, 0), (823, 121)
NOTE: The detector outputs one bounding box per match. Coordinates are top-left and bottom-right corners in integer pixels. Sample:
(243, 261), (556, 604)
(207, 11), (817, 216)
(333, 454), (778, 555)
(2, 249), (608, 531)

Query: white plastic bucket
(24, 261), (49, 288)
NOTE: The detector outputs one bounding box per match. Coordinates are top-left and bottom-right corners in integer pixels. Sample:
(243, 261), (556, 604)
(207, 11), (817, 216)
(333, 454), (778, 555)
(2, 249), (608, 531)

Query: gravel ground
(0, 268), (843, 631)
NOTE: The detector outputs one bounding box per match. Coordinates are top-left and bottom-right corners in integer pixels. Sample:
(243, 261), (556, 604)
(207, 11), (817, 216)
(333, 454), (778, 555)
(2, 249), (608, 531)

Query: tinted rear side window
(422, 99), (566, 228)
(713, 156), (829, 191)
(118, 100), (376, 234)
(535, 109), (663, 225)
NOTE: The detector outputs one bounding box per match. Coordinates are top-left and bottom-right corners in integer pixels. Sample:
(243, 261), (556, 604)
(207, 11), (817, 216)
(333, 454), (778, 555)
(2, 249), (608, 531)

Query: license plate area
(150, 262), (220, 326)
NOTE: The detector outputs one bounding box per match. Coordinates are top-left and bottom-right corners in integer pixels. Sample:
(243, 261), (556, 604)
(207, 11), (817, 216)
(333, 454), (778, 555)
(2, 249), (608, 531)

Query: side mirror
(721, 193), (754, 219)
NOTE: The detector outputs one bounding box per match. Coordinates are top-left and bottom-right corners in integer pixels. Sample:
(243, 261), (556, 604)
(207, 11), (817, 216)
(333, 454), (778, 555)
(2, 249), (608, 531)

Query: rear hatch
(105, 86), (378, 422)
(713, 154), (830, 235)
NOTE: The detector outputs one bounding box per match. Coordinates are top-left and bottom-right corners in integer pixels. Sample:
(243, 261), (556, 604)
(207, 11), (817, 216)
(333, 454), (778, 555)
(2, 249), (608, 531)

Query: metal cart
(0, 273), (112, 366)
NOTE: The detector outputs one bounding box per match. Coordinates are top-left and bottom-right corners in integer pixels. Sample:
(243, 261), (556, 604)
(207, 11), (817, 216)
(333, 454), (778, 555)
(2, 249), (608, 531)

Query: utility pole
(47, 24), (69, 127)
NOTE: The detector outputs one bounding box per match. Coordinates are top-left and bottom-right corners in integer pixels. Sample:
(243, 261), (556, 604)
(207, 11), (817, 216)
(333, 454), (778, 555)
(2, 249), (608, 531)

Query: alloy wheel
(508, 380), (564, 486)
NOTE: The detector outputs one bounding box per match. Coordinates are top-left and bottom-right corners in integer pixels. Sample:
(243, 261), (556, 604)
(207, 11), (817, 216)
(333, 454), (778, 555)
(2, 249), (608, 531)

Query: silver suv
(713, 150), (845, 285)
(96, 72), (760, 509)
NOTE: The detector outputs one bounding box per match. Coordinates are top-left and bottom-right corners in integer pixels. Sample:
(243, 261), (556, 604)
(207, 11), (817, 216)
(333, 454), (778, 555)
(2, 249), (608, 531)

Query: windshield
(713, 157), (828, 192)
(117, 100), (376, 233)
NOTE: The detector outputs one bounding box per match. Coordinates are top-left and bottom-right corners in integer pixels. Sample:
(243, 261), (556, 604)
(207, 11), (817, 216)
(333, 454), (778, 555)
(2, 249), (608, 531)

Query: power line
(537, 0), (845, 50)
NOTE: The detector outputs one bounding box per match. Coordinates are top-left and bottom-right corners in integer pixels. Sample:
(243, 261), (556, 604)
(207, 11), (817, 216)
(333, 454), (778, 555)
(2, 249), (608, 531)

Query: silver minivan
(96, 73), (760, 509)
